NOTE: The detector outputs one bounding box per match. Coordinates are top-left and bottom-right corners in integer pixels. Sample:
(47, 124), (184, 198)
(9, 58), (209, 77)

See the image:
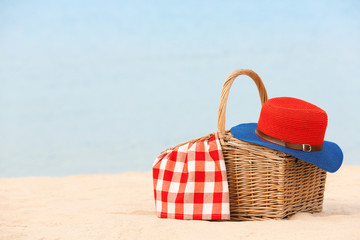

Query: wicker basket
(176, 69), (327, 221)
(220, 69), (327, 220)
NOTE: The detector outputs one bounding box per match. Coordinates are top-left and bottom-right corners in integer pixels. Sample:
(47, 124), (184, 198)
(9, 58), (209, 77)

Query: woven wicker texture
(217, 69), (326, 220)
(165, 69), (326, 220)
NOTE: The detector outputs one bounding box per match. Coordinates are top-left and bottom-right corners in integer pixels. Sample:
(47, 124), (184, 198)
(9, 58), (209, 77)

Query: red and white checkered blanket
(152, 133), (230, 220)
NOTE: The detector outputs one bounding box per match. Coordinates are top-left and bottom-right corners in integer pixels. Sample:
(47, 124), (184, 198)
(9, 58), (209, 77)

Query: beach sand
(1, 165), (359, 240)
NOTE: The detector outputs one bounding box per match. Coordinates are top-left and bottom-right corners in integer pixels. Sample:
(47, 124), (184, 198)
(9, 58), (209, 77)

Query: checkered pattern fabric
(152, 133), (230, 220)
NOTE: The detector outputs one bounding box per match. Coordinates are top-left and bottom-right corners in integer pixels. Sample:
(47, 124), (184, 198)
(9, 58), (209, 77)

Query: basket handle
(217, 69), (268, 135)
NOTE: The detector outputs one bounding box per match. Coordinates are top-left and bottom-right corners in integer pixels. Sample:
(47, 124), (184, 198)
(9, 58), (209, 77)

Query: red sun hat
(257, 97), (327, 150)
(230, 97), (343, 173)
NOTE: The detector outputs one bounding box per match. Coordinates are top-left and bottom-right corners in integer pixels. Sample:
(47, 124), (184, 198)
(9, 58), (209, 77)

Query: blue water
(1, 1), (359, 177)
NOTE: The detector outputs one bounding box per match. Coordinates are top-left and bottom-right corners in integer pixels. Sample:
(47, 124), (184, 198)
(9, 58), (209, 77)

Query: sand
(1, 165), (359, 240)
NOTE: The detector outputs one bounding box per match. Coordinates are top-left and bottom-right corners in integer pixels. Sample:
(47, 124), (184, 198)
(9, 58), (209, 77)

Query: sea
(1, 0), (359, 177)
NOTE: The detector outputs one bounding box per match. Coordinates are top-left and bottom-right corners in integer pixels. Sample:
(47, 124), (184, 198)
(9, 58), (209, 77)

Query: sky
(0, 0), (359, 177)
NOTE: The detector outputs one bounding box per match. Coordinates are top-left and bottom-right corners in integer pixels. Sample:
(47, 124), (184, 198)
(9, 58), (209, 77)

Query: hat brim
(230, 123), (343, 173)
